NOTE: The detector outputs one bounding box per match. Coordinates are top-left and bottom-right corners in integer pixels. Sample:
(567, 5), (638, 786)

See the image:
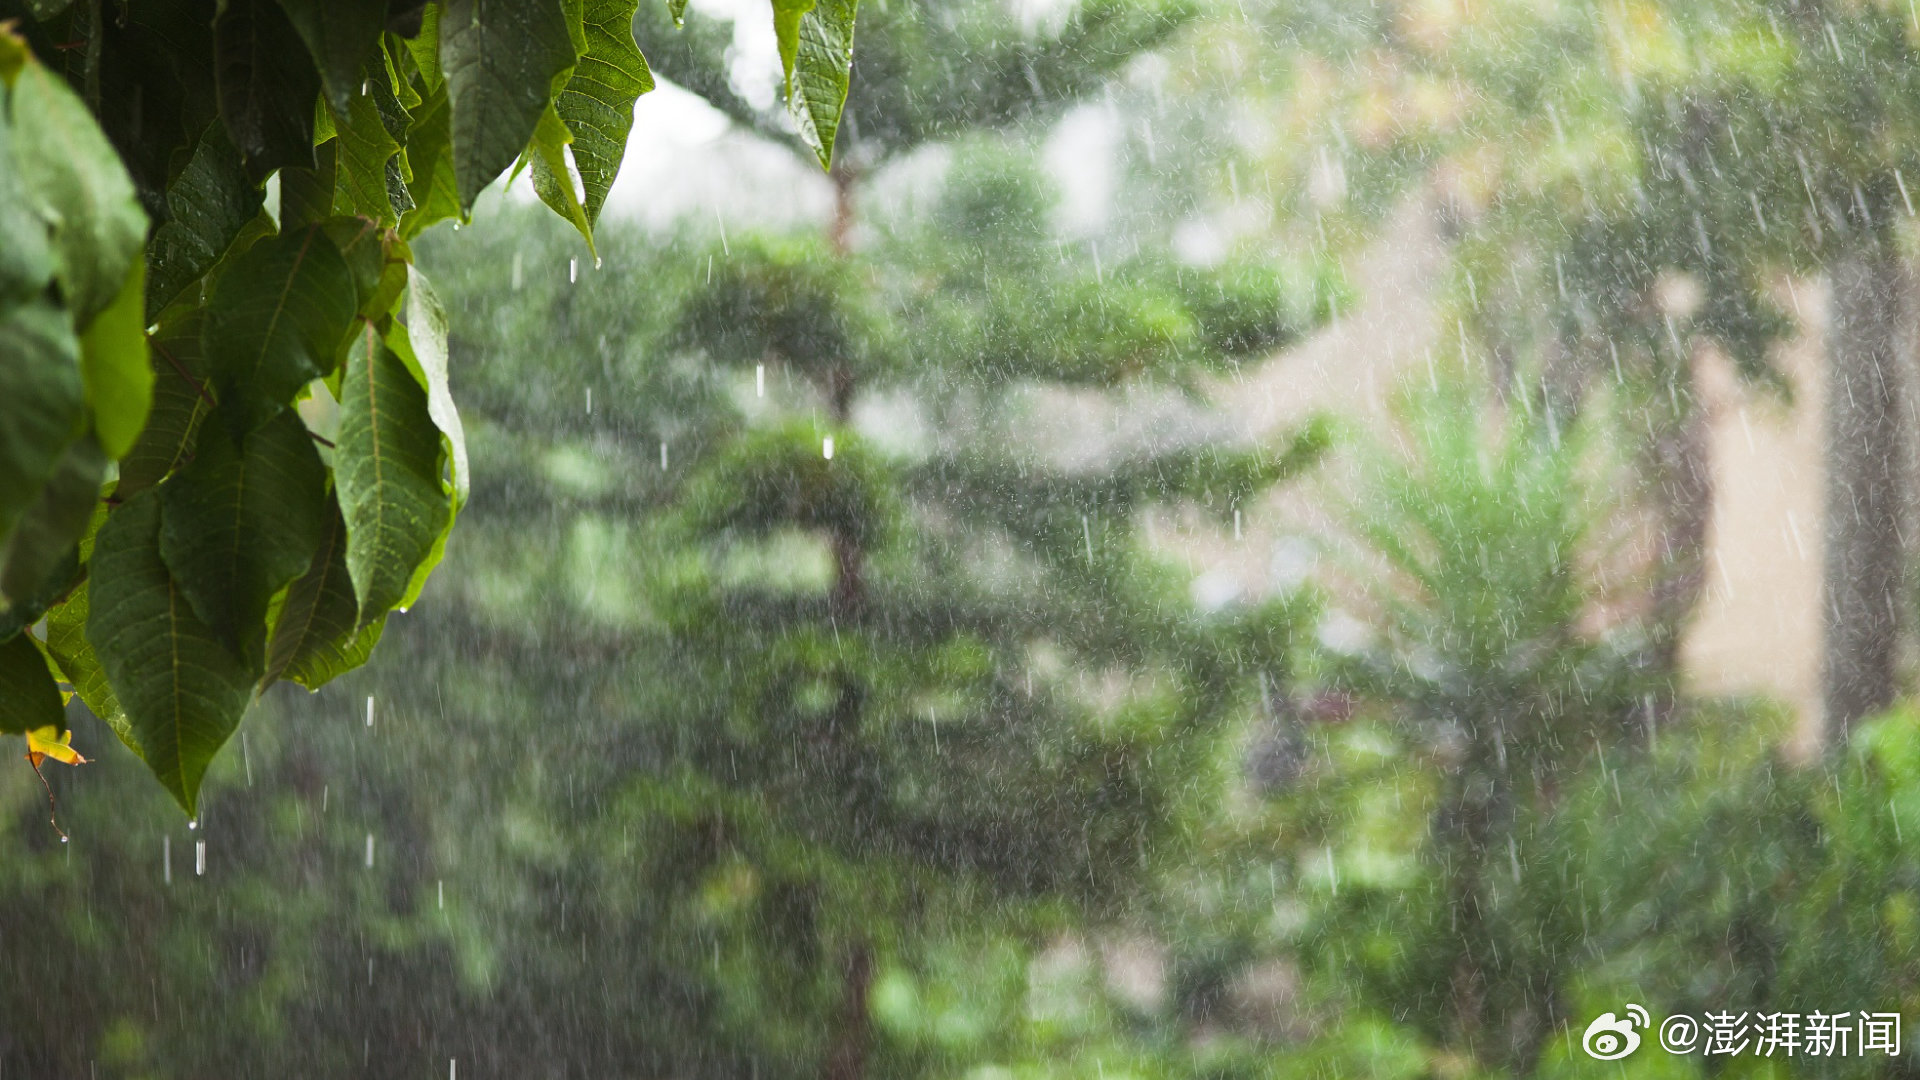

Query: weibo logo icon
(1583, 1004), (1650, 1060)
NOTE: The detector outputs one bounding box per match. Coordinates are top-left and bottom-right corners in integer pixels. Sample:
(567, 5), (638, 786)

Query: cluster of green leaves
(0, 0), (862, 814)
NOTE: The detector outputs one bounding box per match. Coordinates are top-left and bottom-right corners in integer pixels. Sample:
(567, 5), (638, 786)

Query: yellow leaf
(25, 726), (87, 768)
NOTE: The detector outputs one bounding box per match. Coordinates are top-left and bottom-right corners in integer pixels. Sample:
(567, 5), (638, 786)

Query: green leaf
(382, 268), (466, 610)
(214, 0), (323, 181)
(7, 36), (149, 326)
(90, 491), (255, 814)
(0, 300), (86, 549)
(335, 320), (452, 626)
(383, 35), (424, 112)
(0, 435), (104, 613)
(405, 0), (444, 90)
(527, 103), (596, 255)
(399, 84), (463, 237)
(0, 632), (64, 735)
(88, 0), (221, 209)
(777, 0), (858, 170)
(146, 122), (264, 323)
(45, 582), (135, 755)
(279, 142), (339, 231)
(118, 311), (213, 500)
(555, 0), (652, 225)
(326, 68), (409, 227)
(159, 409), (329, 668)
(0, 72), (53, 310)
(0, 544), (79, 643)
(440, 0), (579, 211)
(393, 267), (468, 507)
(264, 493), (386, 689)
(323, 216), (390, 314)
(772, 0), (807, 74)
(668, 0), (689, 25)
(79, 260), (153, 460)
(274, 0), (386, 113)
(201, 225), (358, 437)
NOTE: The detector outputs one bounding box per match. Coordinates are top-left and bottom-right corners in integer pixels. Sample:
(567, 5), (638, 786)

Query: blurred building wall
(1219, 199), (1828, 739)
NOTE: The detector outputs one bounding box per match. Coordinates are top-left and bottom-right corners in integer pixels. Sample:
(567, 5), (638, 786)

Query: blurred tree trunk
(1820, 227), (1910, 747)
(1439, 724), (1504, 1058)
(1639, 344), (1712, 743)
(822, 945), (875, 1080)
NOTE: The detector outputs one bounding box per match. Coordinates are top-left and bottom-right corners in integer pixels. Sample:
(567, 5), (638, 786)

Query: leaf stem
(148, 337), (218, 407)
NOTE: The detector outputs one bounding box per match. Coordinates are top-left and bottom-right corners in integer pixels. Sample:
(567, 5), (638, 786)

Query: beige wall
(1204, 200), (1828, 737)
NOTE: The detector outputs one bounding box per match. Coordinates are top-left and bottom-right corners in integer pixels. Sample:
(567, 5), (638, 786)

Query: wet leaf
(773, 0), (858, 169)
(79, 260), (153, 461)
(200, 225), (358, 437)
(89, 490), (253, 815)
(555, 0), (653, 225)
(335, 321), (452, 626)
(440, 0), (578, 210)
(275, 0), (387, 113)
(214, 0), (323, 180)
(159, 409), (330, 668)
(0, 632), (63, 735)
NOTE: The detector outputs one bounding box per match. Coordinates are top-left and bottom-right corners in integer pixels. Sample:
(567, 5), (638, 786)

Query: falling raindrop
(756, 363), (766, 398)
(366, 696), (375, 728)
(438, 880), (445, 910)
(163, 835), (171, 885)
(365, 833), (376, 869)
(194, 840), (206, 877)
(321, 784), (329, 813)
(569, 257), (578, 284)
(187, 818), (197, 830)
(1233, 508), (1243, 541)
(822, 436), (835, 460)
(511, 251), (524, 290)
(360, 78), (369, 95)
(660, 441), (669, 470)
(1082, 514), (1094, 563)
(586, 387), (593, 415)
